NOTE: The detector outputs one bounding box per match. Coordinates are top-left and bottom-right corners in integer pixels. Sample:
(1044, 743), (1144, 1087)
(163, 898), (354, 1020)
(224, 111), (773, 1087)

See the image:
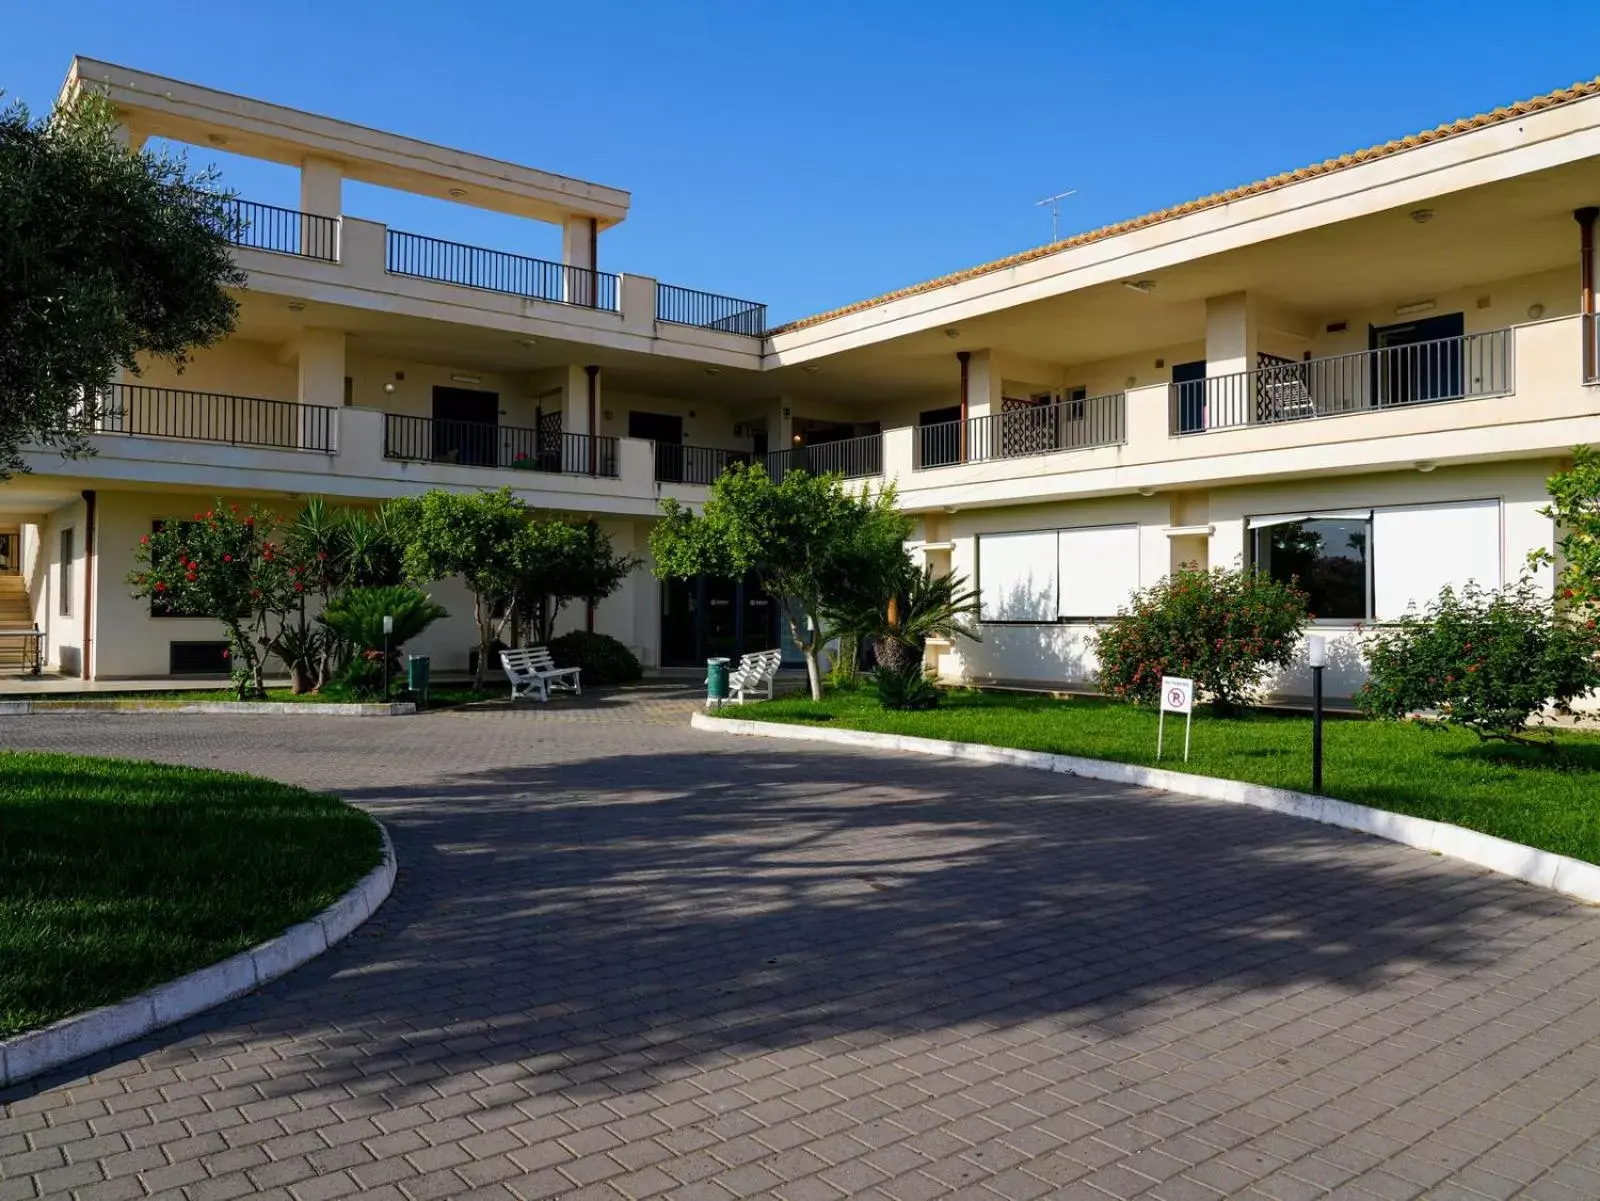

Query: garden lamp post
(382, 615), (394, 699)
(1308, 634), (1326, 793)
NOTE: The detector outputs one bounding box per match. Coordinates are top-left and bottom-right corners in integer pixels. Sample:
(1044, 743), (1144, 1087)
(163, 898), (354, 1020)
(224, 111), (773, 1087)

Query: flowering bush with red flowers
(1094, 565), (1308, 713)
(1356, 578), (1600, 747)
(127, 503), (298, 699)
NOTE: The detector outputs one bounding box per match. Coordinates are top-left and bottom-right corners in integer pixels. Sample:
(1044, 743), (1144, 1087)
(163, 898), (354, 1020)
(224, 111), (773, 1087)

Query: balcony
(655, 283), (766, 337)
(94, 383), (337, 452)
(1169, 330), (1513, 435)
(382, 414), (619, 478)
(222, 199), (338, 263)
(914, 392), (1126, 470)
(766, 433), (884, 479)
(385, 230), (620, 312)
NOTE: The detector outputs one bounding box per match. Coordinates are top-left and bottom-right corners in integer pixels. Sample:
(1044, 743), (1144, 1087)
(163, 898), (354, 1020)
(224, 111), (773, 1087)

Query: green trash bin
(705, 657), (731, 705)
(406, 655), (431, 707)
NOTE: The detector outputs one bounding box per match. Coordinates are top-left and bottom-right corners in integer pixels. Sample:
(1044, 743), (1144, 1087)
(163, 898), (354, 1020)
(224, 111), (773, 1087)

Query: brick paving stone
(2, 690), (1600, 1198)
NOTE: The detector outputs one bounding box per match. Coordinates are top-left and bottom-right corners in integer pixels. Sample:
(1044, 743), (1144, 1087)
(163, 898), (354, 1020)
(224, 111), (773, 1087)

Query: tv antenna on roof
(1036, 189), (1077, 242)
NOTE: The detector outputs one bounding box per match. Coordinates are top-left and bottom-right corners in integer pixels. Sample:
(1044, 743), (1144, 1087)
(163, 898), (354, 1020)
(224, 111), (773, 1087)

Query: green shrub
(1094, 565), (1308, 712)
(547, 631), (643, 686)
(874, 662), (941, 710)
(1356, 578), (1600, 745)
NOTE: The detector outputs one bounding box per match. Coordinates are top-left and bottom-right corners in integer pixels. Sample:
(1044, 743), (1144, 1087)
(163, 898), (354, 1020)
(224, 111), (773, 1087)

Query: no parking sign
(1157, 676), (1194, 763)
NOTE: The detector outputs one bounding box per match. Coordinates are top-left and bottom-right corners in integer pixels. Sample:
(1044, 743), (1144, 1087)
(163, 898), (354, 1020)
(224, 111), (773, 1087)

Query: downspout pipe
(1578, 207), (1597, 382)
(585, 365), (600, 475)
(80, 489), (96, 681)
(956, 350), (970, 464)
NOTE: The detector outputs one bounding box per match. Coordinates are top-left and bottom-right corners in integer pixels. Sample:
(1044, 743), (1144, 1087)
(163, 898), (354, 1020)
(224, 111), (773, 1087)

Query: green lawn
(0, 753), (383, 1038)
(739, 689), (1600, 866)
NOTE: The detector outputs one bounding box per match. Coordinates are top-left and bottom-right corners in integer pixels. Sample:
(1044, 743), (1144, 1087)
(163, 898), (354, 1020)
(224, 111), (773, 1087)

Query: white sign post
(1156, 676), (1195, 763)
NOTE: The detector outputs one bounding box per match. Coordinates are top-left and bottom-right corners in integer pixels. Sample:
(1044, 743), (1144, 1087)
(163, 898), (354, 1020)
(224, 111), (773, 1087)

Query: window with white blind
(1372, 499), (1501, 619)
(1057, 525), (1140, 619)
(977, 530), (1058, 621)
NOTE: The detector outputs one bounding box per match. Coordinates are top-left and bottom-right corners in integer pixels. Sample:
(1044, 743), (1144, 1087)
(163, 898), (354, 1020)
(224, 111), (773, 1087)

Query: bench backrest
(733, 649), (783, 682)
(502, 647), (564, 676)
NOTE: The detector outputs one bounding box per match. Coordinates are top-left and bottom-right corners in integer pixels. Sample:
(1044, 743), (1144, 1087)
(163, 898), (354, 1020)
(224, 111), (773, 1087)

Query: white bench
(500, 646), (582, 703)
(728, 649), (783, 703)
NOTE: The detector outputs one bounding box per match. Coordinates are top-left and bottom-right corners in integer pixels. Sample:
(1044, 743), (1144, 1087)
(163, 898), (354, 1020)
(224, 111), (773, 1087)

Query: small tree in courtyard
(128, 503), (298, 699)
(394, 488), (525, 690)
(510, 518), (639, 646)
(1357, 579), (1600, 747)
(1095, 564), (1308, 713)
(651, 465), (910, 701)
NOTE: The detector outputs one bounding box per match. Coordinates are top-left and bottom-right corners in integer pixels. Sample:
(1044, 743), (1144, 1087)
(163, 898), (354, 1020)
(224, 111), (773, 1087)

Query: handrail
(914, 392), (1125, 470)
(386, 230), (620, 311)
(222, 198), (338, 262)
(655, 283), (766, 337)
(1169, 330), (1514, 435)
(382, 413), (618, 477)
(94, 383), (336, 452)
(766, 432), (884, 479)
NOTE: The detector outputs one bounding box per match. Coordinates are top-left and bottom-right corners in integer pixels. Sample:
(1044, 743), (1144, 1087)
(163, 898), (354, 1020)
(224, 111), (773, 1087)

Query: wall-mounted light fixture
(206, 133), (228, 146)
(450, 374), (482, 384)
(1122, 280), (1156, 294)
(1414, 460), (1438, 473)
(1394, 299), (1436, 317)
(286, 301), (306, 313)
(944, 328), (961, 339)
(448, 187), (468, 199)
(1409, 208), (1434, 224)
(1528, 303), (1546, 320)
(382, 382), (396, 395)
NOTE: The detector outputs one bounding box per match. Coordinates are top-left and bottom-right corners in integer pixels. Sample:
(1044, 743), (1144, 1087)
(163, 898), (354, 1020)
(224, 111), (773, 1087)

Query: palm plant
(319, 585), (447, 696)
(830, 557), (982, 675)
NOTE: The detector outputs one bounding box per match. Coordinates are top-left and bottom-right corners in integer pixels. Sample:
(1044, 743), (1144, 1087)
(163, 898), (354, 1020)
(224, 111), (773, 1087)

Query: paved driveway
(4, 688), (1600, 1201)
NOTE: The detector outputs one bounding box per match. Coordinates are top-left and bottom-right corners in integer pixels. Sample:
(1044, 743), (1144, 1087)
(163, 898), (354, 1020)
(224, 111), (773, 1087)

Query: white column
(1205, 292), (1256, 377)
(295, 330), (345, 449)
(299, 157), (344, 217)
(557, 365), (601, 472)
(965, 349), (999, 419)
(299, 157), (344, 262)
(562, 215), (599, 306)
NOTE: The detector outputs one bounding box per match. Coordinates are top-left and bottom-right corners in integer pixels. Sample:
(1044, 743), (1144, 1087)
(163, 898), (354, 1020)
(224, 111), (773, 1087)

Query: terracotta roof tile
(768, 76), (1600, 337)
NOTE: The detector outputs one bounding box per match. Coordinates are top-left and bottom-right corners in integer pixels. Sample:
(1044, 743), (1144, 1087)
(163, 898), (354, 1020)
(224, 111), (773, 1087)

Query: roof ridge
(767, 75), (1600, 337)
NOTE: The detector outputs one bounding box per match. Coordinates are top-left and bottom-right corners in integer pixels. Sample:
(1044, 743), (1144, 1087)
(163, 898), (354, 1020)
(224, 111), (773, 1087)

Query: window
(978, 531), (1057, 621)
(1057, 525), (1140, 619)
(1251, 513), (1370, 620)
(1372, 500), (1500, 618)
(59, 527), (74, 617)
(979, 524), (1141, 622)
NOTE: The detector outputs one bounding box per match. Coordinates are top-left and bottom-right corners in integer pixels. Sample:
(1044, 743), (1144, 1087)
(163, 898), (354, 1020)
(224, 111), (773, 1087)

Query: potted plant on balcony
(510, 451), (537, 471)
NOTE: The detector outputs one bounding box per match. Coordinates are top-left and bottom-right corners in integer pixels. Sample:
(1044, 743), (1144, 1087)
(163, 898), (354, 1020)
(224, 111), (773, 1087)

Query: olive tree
(1, 92), (243, 477)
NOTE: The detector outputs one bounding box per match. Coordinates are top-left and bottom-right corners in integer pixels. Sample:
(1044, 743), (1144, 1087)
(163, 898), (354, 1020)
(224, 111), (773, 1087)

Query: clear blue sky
(4, 1), (1597, 323)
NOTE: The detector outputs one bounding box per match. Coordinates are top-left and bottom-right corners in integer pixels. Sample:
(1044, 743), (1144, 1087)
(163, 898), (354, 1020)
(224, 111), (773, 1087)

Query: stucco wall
(935, 459), (1559, 701)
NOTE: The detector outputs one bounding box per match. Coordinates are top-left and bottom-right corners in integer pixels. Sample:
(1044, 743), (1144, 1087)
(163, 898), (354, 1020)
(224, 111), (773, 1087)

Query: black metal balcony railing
(914, 393), (1126, 470)
(382, 414), (618, 477)
(1169, 329), (1514, 435)
(652, 444), (754, 485)
(94, 383), (337, 451)
(767, 432), (885, 480)
(385, 230), (620, 311)
(655, 283), (767, 337)
(222, 199), (339, 262)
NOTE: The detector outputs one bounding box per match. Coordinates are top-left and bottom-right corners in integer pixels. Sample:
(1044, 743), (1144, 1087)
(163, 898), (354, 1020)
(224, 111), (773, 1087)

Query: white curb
(0, 824), (397, 1089)
(691, 712), (1600, 906)
(0, 701), (416, 717)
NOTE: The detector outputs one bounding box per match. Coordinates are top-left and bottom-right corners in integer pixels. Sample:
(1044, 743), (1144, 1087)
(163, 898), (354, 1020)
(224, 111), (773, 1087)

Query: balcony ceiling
(763, 157), (1600, 403)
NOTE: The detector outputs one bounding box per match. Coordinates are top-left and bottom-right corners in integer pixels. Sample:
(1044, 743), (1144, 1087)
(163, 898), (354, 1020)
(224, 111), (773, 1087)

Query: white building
(5, 58), (1598, 697)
